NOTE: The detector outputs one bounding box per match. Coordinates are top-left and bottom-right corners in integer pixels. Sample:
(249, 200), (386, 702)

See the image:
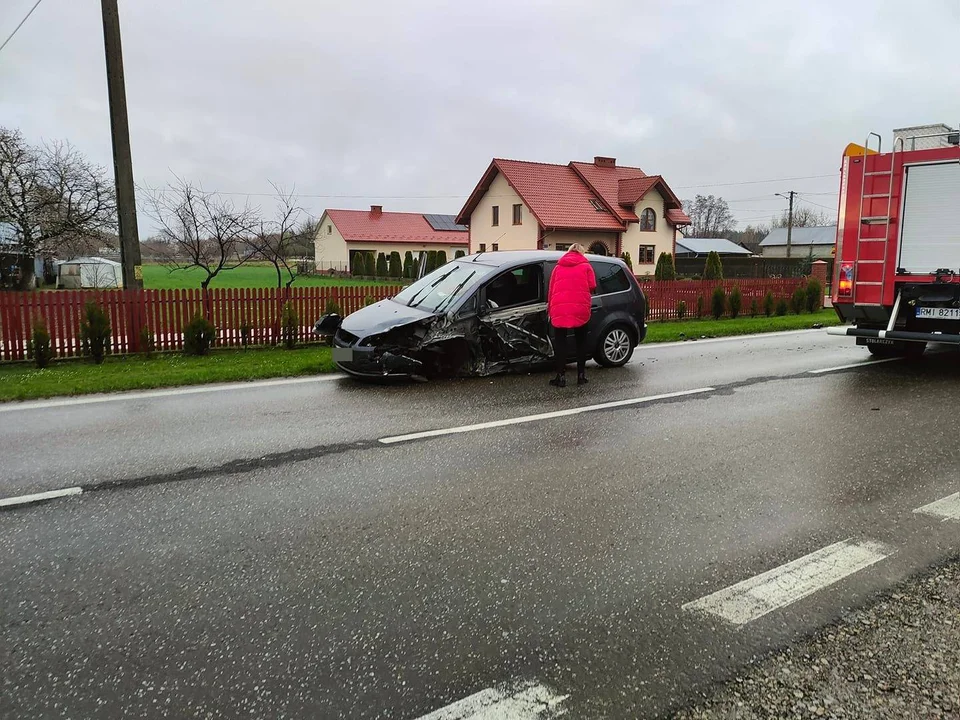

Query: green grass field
(644, 308), (840, 343)
(0, 346), (337, 402)
(141, 264), (399, 290)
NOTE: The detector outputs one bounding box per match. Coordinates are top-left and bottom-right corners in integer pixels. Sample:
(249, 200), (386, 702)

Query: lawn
(141, 264), (401, 290)
(0, 346), (337, 402)
(644, 308), (841, 343)
(0, 310), (842, 402)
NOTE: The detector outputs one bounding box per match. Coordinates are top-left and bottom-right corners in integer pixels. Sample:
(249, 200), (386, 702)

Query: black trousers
(553, 324), (588, 374)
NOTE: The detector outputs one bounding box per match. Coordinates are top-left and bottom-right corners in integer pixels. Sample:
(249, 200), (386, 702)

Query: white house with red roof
(314, 205), (468, 272)
(456, 156), (691, 272)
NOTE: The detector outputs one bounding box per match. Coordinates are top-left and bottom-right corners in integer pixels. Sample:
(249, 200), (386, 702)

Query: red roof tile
(570, 161), (647, 222)
(327, 209), (468, 245)
(617, 176), (661, 206)
(457, 157), (689, 232)
(666, 208), (692, 226)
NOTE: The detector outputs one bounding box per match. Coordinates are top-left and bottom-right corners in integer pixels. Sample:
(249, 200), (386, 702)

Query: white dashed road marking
(914, 492), (960, 522)
(807, 358), (900, 374)
(414, 681), (569, 719)
(683, 539), (893, 626)
(379, 387), (715, 445)
(0, 486), (82, 509)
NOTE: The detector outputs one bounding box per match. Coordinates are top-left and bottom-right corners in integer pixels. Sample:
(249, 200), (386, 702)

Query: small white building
(759, 226), (837, 259)
(57, 256), (123, 289)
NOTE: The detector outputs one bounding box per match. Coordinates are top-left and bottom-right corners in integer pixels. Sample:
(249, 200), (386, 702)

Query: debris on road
(673, 556), (960, 720)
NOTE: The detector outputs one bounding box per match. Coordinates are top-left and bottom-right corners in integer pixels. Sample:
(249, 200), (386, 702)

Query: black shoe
(577, 373), (588, 385)
(549, 373), (566, 388)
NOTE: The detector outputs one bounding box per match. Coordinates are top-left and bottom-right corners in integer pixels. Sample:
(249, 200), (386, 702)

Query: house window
(588, 241), (609, 257)
(479, 243), (487, 252)
(327, 225), (332, 235)
(555, 243), (571, 251)
(640, 208), (656, 232)
(492, 243), (499, 251)
(512, 204), (522, 225)
(492, 206), (499, 227)
(638, 245), (656, 264)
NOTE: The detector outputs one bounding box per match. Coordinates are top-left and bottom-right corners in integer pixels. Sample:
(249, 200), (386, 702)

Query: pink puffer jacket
(547, 252), (596, 328)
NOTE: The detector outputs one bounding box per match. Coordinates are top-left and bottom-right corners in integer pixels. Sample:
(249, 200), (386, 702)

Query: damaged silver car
(314, 250), (647, 380)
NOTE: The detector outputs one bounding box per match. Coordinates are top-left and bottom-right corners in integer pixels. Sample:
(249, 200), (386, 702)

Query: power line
(0, 0), (43, 55)
(673, 173), (836, 190)
(797, 195), (837, 212)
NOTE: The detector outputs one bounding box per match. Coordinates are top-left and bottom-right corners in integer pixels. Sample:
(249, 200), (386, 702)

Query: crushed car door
(476, 263), (552, 368)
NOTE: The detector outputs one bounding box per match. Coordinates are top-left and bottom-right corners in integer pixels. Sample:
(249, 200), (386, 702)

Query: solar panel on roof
(424, 214), (467, 232)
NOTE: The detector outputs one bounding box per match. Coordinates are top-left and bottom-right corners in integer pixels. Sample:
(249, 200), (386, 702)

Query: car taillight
(838, 263), (854, 298)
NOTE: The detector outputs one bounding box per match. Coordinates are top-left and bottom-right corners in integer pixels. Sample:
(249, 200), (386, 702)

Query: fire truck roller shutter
(899, 162), (960, 274)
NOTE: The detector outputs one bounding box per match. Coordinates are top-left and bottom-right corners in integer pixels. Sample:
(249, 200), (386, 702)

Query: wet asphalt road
(3, 330), (960, 718)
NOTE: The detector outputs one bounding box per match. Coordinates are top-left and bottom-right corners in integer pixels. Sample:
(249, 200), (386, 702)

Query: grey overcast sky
(3, 0), (960, 234)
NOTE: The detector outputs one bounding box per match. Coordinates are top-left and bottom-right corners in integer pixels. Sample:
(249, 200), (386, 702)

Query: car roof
(459, 250), (626, 269)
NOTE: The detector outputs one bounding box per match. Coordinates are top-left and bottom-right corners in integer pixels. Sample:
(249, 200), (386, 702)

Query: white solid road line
(0, 486), (82, 509)
(414, 681), (569, 720)
(807, 358), (901, 374)
(379, 387), (715, 445)
(683, 538), (893, 626)
(914, 492), (960, 522)
(0, 374), (346, 413)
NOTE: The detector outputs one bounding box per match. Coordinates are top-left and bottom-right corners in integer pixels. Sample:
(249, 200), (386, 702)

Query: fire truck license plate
(916, 307), (960, 320)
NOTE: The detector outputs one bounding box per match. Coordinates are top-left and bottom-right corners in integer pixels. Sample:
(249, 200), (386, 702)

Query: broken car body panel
(314, 251), (645, 380)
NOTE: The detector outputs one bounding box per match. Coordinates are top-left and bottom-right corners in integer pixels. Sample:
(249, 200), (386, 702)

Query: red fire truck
(828, 126), (960, 356)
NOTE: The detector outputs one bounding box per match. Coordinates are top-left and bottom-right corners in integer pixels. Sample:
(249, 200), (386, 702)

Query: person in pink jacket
(547, 244), (597, 387)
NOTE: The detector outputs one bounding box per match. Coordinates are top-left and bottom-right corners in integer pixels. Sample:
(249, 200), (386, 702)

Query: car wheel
(595, 325), (635, 367)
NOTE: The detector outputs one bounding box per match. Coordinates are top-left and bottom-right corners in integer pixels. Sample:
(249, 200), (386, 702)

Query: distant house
(314, 206), (468, 272)
(759, 226), (837, 258)
(675, 237), (753, 258)
(0, 221), (46, 285)
(456, 156), (691, 270)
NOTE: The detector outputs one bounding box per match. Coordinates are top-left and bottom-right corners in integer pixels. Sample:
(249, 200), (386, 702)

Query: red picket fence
(0, 285), (402, 361)
(640, 278), (808, 321)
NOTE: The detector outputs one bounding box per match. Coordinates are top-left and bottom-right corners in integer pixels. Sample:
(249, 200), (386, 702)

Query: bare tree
(772, 206), (831, 228)
(726, 223), (769, 254)
(144, 177), (256, 289)
(0, 127), (116, 289)
(683, 194), (735, 238)
(249, 184), (308, 289)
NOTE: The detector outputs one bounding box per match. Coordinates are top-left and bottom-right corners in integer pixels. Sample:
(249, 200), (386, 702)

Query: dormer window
(589, 199), (608, 212)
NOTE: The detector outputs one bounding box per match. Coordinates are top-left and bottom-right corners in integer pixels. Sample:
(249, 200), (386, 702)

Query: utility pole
(776, 191), (796, 259)
(101, 0), (143, 289)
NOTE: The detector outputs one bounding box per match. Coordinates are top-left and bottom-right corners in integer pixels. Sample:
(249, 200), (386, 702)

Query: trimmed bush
(728, 286), (742, 319)
(28, 319), (52, 369)
(696, 294), (705, 319)
(350, 252), (363, 276)
(703, 251), (724, 281)
(80, 301), (111, 364)
(655, 252), (676, 280)
(364, 295), (375, 307)
(749, 297), (760, 318)
(805, 278), (823, 313)
(389, 251), (402, 279)
(620, 251), (633, 270)
(403, 251), (414, 278)
(280, 301), (298, 349)
(676, 300), (687, 320)
(763, 291), (774, 317)
(790, 286), (807, 314)
(775, 298), (788, 316)
(426, 250), (439, 274)
(711, 286), (726, 320)
(437, 250), (448, 267)
(183, 315), (216, 356)
(324, 298), (342, 316)
(375, 252), (388, 278)
(239, 317), (252, 347)
(139, 326), (155, 358)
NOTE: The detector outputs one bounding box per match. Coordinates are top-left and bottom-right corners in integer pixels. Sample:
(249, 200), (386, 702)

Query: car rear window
(591, 262), (631, 295)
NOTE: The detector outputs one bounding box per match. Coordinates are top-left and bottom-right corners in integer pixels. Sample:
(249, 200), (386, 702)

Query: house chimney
(594, 156), (616, 168)
(370, 205), (383, 218)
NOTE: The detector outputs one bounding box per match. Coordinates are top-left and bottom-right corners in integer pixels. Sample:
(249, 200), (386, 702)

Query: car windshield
(393, 261), (495, 313)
